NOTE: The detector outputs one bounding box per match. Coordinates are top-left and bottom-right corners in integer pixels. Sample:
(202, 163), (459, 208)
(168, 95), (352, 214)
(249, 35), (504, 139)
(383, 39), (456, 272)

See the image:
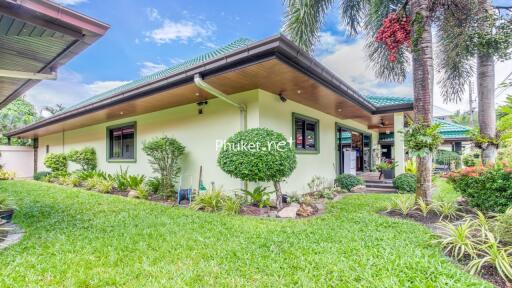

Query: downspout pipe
(193, 74), (247, 131)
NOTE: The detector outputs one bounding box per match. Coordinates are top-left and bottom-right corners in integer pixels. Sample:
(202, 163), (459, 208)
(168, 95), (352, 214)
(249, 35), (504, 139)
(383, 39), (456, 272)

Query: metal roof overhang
(0, 0), (109, 109)
(7, 34), (414, 139)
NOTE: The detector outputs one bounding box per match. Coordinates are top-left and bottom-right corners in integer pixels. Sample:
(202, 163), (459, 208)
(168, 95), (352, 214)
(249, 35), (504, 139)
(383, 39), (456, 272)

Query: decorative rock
(296, 204), (315, 217)
(350, 185), (366, 193)
(267, 211), (278, 218)
(277, 205), (299, 219)
(127, 190), (139, 198)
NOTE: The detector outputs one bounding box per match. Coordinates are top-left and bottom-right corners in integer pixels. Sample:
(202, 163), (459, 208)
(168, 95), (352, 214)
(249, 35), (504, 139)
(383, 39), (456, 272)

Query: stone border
(0, 223), (24, 250)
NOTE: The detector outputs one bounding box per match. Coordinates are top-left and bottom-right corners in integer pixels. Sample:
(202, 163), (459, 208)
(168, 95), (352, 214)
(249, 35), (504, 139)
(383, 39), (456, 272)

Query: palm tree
(283, 0), (436, 200)
(438, 1), (512, 164)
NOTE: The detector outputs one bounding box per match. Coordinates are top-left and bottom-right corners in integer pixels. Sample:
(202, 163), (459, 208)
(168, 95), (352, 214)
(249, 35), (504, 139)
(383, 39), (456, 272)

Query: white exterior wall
(37, 89), (378, 195)
(0, 145), (34, 178)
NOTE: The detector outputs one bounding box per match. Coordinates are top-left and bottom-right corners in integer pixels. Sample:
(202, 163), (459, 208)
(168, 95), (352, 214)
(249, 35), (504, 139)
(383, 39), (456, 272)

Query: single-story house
(9, 34), (456, 194)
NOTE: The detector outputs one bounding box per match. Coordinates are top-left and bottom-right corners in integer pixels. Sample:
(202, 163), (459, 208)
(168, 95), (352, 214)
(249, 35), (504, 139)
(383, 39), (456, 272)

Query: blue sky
(27, 0), (512, 115)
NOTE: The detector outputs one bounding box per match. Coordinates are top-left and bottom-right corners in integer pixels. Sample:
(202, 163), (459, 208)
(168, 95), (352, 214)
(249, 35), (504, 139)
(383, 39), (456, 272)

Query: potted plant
(0, 195), (14, 222)
(376, 159), (397, 180)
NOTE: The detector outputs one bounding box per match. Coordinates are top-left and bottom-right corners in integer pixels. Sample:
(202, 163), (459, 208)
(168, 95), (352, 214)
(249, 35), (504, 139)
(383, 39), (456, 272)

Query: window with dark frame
(293, 114), (319, 152)
(108, 124), (135, 160)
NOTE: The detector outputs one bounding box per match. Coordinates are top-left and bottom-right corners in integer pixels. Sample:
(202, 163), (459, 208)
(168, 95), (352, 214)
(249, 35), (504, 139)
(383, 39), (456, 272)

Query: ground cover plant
(0, 180), (490, 287)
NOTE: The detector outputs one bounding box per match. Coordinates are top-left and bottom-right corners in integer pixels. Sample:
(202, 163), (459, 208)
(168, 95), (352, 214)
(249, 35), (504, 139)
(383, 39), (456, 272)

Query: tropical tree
(42, 104), (65, 116)
(283, 0), (441, 200)
(0, 97), (40, 146)
(437, 2), (512, 164)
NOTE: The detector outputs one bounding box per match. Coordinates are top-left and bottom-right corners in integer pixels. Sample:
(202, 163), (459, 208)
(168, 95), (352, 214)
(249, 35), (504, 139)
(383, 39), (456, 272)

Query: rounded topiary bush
(393, 173), (416, 193)
(335, 174), (364, 191)
(44, 153), (68, 174)
(217, 128), (297, 208)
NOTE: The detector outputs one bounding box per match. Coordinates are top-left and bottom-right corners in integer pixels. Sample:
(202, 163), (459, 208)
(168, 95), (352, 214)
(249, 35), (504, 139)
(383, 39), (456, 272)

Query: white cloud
(318, 33), (413, 98)
(146, 20), (215, 44)
(317, 31), (512, 114)
(146, 8), (161, 21)
(51, 0), (87, 6)
(139, 61), (167, 76)
(86, 80), (130, 95)
(25, 70), (128, 113)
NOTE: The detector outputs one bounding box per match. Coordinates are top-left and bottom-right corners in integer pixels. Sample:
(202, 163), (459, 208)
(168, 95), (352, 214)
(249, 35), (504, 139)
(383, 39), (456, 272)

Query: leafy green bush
(335, 174), (363, 191)
(403, 120), (443, 157)
(33, 171), (51, 181)
(191, 190), (226, 212)
(112, 167), (130, 191)
(494, 208), (512, 244)
(393, 173), (416, 193)
(462, 152), (481, 167)
(221, 197), (242, 215)
(128, 175), (145, 190)
(435, 150), (461, 169)
(241, 185), (271, 208)
(144, 177), (161, 194)
(95, 179), (114, 194)
(67, 147), (97, 171)
(448, 165), (512, 213)
(217, 128), (297, 209)
(142, 136), (185, 198)
(44, 153), (68, 174)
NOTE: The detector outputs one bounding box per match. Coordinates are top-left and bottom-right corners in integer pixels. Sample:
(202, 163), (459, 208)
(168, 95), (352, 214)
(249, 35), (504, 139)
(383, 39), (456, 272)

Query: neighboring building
(8, 35), (417, 194)
(433, 105), (454, 121)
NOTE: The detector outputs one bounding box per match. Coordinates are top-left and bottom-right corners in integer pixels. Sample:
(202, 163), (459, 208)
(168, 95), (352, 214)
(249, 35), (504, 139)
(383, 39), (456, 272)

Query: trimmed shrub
(448, 165), (512, 213)
(435, 150), (461, 169)
(335, 174), (364, 191)
(67, 147), (97, 171)
(44, 153), (68, 174)
(142, 136), (185, 198)
(144, 177), (161, 194)
(393, 173), (416, 193)
(217, 128), (297, 209)
(462, 152), (481, 167)
(34, 171), (51, 181)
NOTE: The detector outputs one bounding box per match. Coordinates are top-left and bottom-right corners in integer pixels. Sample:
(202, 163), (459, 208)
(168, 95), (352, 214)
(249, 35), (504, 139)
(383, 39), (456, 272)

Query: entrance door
(336, 126), (371, 174)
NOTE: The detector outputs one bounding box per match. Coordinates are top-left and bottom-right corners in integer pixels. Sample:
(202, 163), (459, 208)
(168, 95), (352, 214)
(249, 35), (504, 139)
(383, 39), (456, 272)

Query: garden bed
(382, 204), (511, 288)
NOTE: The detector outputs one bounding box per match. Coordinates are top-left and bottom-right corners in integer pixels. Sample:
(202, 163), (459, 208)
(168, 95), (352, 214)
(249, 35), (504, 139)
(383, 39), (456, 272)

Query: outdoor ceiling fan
(368, 118), (393, 129)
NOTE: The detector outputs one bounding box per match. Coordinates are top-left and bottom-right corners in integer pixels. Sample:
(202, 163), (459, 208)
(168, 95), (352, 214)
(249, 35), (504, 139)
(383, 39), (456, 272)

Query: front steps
(365, 179), (397, 193)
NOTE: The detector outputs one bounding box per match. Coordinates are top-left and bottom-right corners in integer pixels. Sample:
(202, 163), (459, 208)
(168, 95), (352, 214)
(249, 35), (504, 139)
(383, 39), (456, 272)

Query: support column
(394, 112), (405, 176)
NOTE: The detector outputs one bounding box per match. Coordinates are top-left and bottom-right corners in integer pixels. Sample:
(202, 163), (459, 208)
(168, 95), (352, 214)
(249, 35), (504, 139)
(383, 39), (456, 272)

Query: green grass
(0, 180), (489, 287)
(433, 177), (461, 203)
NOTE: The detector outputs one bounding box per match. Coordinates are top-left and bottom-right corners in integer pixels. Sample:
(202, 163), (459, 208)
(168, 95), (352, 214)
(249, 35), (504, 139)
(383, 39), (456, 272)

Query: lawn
(0, 180), (489, 287)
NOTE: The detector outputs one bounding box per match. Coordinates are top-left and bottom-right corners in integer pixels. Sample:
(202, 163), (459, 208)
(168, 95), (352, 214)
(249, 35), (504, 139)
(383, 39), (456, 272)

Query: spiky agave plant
(435, 220), (479, 259)
(467, 232), (512, 282)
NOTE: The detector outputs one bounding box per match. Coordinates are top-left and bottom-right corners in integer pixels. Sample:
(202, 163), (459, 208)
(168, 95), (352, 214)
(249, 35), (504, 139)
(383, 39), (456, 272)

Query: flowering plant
(376, 159), (398, 171)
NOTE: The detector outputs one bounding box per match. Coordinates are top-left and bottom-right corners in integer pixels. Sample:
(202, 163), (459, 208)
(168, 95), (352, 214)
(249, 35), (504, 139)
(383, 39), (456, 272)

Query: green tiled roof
(59, 38), (254, 114)
(365, 95), (413, 107)
(379, 119), (470, 142)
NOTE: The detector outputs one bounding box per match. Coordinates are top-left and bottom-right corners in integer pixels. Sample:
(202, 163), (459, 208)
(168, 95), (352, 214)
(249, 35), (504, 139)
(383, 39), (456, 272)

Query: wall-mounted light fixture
(197, 100), (208, 114)
(278, 92), (287, 103)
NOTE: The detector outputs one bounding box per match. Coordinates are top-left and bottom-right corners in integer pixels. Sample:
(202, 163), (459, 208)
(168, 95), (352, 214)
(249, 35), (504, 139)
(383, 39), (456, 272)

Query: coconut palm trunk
(477, 0), (497, 164)
(410, 0), (434, 201)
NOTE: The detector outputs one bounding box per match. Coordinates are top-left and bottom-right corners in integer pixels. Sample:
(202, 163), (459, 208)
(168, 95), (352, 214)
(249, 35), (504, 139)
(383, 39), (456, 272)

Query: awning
(0, 0), (109, 109)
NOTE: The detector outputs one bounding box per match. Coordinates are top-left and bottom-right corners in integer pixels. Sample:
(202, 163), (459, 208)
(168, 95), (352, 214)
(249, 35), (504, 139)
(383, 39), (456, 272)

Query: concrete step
(365, 179), (393, 184)
(365, 187), (397, 193)
(366, 183), (394, 189)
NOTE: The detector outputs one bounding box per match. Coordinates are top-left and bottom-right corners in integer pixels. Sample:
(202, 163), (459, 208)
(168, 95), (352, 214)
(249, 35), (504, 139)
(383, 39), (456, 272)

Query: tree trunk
(273, 181), (283, 209)
(477, 0), (497, 165)
(410, 0), (434, 201)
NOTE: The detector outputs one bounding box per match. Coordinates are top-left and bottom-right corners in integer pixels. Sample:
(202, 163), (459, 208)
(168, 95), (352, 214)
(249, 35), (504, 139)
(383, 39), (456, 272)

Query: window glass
(293, 114), (318, 152)
(108, 124), (135, 160)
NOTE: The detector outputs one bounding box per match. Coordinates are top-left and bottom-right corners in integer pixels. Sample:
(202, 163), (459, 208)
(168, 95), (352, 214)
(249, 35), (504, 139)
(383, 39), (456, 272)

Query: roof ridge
(58, 37), (254, 114)
(433, 118), (471, 131)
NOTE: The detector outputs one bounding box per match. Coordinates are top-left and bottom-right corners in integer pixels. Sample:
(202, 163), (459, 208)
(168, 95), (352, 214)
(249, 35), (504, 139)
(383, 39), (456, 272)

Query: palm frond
(282, 0), (336, 53)
(435, 0), (479, 103)
(339, 0), (370, 36)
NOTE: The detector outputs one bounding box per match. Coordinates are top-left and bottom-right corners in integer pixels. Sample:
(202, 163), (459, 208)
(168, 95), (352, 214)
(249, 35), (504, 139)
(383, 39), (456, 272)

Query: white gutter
(0, 69), (57, 80)
(193, 74), (247, 131)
